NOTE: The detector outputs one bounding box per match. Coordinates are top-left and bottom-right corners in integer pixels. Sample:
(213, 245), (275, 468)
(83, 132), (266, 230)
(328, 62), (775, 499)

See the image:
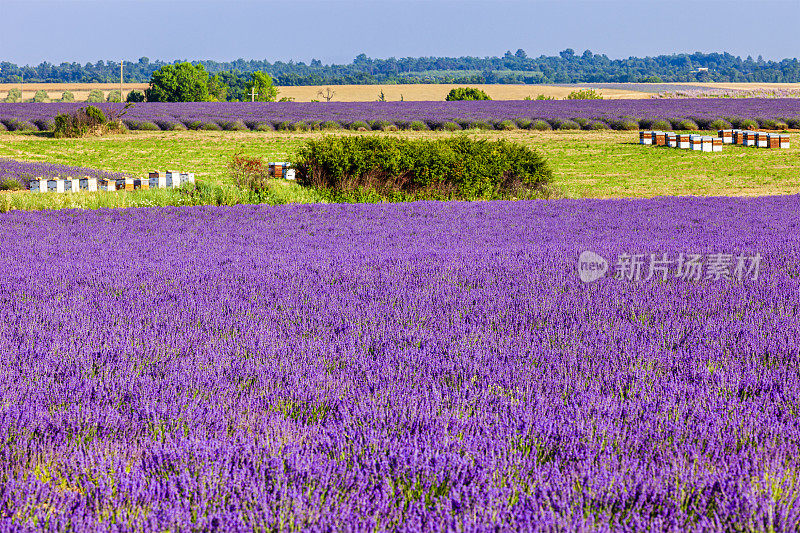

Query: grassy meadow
(2, 128), (799, 210)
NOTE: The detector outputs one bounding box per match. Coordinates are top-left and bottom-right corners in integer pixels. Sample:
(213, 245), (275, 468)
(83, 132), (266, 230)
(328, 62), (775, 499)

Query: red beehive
(654, 132), (666, 146)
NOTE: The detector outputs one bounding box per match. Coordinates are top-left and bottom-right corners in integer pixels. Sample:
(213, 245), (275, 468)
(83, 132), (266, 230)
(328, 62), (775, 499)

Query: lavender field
(1, 196), (799, 531)
(1, 100), (799, 132)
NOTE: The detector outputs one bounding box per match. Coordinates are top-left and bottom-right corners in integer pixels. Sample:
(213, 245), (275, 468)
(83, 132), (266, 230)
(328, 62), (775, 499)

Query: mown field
(1, 129), (799, 202)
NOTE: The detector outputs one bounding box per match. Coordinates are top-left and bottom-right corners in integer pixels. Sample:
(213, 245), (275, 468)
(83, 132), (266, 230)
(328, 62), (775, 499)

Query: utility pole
(120, 60), (123, 102)
(250, 86), (258, 102)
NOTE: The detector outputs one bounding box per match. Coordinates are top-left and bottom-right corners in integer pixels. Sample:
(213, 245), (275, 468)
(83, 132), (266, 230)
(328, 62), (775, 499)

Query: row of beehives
(28, 171), (195, 193)
(640, 130), (790, 151)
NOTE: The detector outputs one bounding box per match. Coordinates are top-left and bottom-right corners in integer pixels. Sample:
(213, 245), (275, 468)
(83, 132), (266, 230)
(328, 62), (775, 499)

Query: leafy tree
(208, 74), (227, 101)
(60, 91), (75, 102)
(126, 90), (145, 102)
(32, 90), (49, 102)
(3, 88), (21, 103)
(106, 89), (121, 102)
(566, 89), (603, 100)
(445, 87), (491, 101)
(245, 71), (278, 102)
(86, 89), (105, 102)
(146, 62), (211, 102)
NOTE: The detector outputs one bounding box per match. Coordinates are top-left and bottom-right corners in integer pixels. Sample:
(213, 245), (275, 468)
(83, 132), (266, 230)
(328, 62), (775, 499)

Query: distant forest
(2, 50), (800, 85)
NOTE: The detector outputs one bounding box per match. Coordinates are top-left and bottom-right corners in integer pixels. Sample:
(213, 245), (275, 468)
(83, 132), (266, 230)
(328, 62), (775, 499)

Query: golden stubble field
(3, 82), (799, 102)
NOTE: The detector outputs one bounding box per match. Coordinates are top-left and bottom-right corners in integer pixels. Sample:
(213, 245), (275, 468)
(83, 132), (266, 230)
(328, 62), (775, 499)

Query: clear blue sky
(1, 0), (798, 65)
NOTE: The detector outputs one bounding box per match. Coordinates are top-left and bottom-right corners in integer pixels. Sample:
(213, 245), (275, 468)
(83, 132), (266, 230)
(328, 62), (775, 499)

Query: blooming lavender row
(0, 158), (130, 188)
(0, 100), (799, 132)
(1, 196), (799, 531)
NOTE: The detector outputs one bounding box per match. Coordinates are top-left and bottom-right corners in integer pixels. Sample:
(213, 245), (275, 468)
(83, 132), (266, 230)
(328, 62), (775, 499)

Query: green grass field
(1, 129), (799, 211)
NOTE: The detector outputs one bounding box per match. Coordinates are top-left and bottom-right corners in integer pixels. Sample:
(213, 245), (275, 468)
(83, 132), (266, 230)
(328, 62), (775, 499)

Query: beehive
(181, 172), (195, 184)
(767, 133), (780, 149)
(639, 131), (652, 145)
(676, 134), (691, 149)
(654, 131), (667, 146)
(689, 135), (703, 151)
(79, 177), (98, 191)
(744, 131), (757, 147)
(701, 137), (713, 152)
(665, 132), (677, 147)
(286, 169), (296, 180)
(712, 138), (723, 152)
(166, 170), (181, 187)
(779, 134), (790, 149)
(718, 130), (733, 144)
(756, 132), (768, 148)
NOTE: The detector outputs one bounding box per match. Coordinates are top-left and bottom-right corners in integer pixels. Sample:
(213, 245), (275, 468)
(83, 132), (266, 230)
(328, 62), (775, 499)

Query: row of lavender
(0, 100), (799, 132)
(1, 197), (799, 530)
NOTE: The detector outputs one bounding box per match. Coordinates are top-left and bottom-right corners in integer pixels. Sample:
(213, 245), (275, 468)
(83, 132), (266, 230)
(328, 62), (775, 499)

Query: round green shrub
(368, 120), (392, 131)
(349, 121), (371, 131)
(557, 120), (580, 130)
(739, 119), (758, 130)
(471, 121), (492, 130)
(199, 122), (222, 131)
(515, 119), (532, 129)
(445, 87), (491, 101)
(786, 118), (800, 129)
(674, 119), (699, 131)
(273, 121), (293, 131)
(530, 120), (552, 131)
(139, 121), (161, 131)
(253, 122), (273, 132)
(291, 121), (309, 132)
(409, 120), (428, 131)
(707, 119), (732, 130)
(651, 119), (671, 131)
(442, 122), (461, 131)
(495, 120), (517, 131)
(222, 120), (248, 131)
(321, 121), (342, 130)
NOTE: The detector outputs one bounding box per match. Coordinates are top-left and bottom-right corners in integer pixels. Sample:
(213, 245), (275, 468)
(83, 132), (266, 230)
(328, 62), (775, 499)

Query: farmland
(1, 94), (800, 530)
(1, 196), (799, 530)
(2, 100), (800, 132)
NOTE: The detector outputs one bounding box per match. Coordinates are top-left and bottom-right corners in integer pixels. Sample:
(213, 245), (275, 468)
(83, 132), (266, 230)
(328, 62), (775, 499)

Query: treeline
(2, 50), (800, 85)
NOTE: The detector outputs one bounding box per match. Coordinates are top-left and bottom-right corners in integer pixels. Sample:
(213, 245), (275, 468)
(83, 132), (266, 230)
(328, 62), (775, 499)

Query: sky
(1, 0), (798, 66)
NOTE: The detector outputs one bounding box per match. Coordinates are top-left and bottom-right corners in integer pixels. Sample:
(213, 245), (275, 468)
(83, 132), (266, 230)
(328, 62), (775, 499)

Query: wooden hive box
(676, 134), (691, 149)
(79, 177), (98, 191)
(639, 131), (652, 145)
(712, 138), (723, 152)
(665, 132), (677, 147)
(689, 135), (703, 151)
(166, 170), (180, 187)
(701, 136), (713, 152)
(181, 172), (195, 184)
(149, 172), (161, 189)
(767, 133), (780, 149)
(779, 134), (790, 149)
(718, 130), (733, 143)
(756, 132), (768, 148)
(654, 132), (667, 146)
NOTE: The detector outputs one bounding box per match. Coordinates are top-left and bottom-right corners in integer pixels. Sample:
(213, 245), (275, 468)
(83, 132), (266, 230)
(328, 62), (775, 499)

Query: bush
(495, 120), (517, 131)
(707, 119), (732, 131)
(321, 121), (342, 130)
(229, 153), (270, 193)
(651, 119), (672, 131)
(787, 118), (800, 129)
(675, 119), (699, 131)
(293, 135), (552, 200)
(60, 91), (75, 102)
(566, 89), (603, 100)
(369, 120), (392, 131)
(530, 119), (552, 131)
(291, 121), (309, 132)
(32, 118), (55, 131)
(106, 90), (122, 102)
(442, 121), (461, 131)
(524, 95), (556, 100)
(758, 118), (788, 130)
(445, 87), (491, 101)
(409, 120), (428, 131)
(53, 106), (108, 137)
(199, 121), (222, 131)
(0, 177), (24, 191)
(608, 118), (640, 131)
(348, 121), (371, 131)
(557, 120), (580, 130)
(3, 88), (21, 103)
(739, 119), (758, 130)
(126, 90), (145, 103)
(586, 120), (609, 130)
(86, 89), (105, 103)
(253, 122), (273, 132)
(32, 90), (50, 103)
(221, 120), (248, 131)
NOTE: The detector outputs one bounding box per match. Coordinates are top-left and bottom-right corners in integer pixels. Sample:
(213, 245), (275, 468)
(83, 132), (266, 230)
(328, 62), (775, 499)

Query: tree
(317, 87), (336, 102)
(106, 89), (121, 102)
(246, 71), (278, 102)
(86, 89), (105, 102)
(445, 87), (491, 101)
(126, 90), (145, 102)
(145, 62), (211, 102)
(208, 74), (228, 101)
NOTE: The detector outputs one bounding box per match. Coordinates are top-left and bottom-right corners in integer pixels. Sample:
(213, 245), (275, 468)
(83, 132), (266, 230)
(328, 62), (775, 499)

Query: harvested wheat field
(0, 83), (148, 101)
